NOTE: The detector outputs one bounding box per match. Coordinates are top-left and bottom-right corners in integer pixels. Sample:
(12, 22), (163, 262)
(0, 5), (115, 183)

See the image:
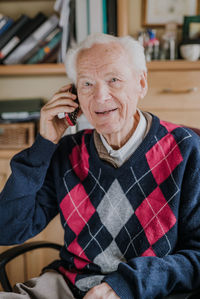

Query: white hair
(65, 33), (147, 84)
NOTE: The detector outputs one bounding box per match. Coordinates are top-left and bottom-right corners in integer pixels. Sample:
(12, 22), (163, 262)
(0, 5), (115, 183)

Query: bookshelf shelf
(1, 60), (200, 76)
(0, 63), (65, 76)
(147, 60), (200, 71)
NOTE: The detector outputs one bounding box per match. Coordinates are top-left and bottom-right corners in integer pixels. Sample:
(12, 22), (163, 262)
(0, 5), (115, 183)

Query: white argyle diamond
(97, 179), (134, 238)
(93, 240), (126, 273)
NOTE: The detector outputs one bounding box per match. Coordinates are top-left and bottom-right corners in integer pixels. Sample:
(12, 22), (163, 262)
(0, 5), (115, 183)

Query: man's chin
(95, 124), (119, 136)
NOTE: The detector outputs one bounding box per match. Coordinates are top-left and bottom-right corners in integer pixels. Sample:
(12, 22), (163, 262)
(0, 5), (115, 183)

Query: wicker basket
(0, 122), (35, 149)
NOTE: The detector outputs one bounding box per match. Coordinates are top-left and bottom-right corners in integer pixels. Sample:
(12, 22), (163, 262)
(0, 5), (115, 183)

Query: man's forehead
(77, 42), (126, 60)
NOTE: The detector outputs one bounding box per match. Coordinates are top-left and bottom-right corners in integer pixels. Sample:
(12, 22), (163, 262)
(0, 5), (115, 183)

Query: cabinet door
(0, 158), (11, 191)
(0, 155), (26, 290)
(0, 153), (63, 291)
(139, 70), (200, 128)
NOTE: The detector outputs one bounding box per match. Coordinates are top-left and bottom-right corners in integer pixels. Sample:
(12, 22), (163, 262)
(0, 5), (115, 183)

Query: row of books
(0, 98), (44, 123)
(75, 0), (118, 43)
(0, 0), (118, 65)
(0, 12), (62, 65)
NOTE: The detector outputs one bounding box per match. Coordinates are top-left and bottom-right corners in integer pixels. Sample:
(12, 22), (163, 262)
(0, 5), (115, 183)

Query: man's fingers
(48, 92), (77, 105)
(58, 83), (72, 92)
(44, 97), (78, 110)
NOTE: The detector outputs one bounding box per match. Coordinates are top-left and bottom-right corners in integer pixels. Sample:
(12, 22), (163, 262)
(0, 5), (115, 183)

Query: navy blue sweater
(1, 115), (200, 298)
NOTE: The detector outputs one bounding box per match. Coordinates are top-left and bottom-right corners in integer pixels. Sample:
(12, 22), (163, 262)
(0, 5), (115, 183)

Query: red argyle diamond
(141, 246), (156, 257)
(60, 183), (95, 235)
(68, 238), (90, 269)
(160, 120), (181, 132)
(146, 133), (183, 185)
(135, 186), (176, 245)
(69, 133), (90, 181)
(59, 266), (77, 284)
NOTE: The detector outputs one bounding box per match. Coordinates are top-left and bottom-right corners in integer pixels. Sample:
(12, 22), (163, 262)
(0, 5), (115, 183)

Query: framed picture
(142, 0), (199, 27)
(182, 15), (200, 41)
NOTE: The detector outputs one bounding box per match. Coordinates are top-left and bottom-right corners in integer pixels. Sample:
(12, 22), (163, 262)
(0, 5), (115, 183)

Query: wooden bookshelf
(1, 61), (200, 76)
(147, 60), (200, 71)
(0, 63), (65, 76)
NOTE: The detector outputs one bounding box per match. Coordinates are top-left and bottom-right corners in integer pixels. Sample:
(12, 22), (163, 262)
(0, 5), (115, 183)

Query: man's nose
(93, 83), (110, 102)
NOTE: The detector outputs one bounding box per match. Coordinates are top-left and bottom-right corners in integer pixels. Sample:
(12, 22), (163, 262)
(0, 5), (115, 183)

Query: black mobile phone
(58, 85), (80, 126)
(65, 85), (80, 126)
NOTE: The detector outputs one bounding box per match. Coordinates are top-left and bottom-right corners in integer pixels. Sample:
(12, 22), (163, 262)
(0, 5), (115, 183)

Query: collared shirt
(98, 110), (151, 167)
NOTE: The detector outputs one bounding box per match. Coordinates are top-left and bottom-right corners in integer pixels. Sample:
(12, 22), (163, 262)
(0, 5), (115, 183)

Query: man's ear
(139, 71), (148, 99)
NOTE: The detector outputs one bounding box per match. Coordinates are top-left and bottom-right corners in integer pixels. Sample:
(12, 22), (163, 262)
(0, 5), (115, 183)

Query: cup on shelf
(180, 44), (200, 61)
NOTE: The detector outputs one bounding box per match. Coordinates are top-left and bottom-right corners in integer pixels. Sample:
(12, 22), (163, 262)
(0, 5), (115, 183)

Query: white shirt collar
(100, 109), (147, 166)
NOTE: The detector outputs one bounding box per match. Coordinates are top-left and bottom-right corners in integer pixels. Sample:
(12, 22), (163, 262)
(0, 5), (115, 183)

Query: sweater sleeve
(0, 134), (59, 245)
(103, 139), (200, 298)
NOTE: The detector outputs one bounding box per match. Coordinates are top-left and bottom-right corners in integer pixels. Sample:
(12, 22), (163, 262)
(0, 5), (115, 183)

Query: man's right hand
(40, 84), (79, 144)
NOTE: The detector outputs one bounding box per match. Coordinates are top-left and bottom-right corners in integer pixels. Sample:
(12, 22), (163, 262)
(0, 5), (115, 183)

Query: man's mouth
(95, 108), (118, 115)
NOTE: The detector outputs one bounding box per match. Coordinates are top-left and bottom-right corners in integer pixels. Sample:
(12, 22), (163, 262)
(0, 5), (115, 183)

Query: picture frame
(142, 0), (199, 27)
(182, 15), (200, 41)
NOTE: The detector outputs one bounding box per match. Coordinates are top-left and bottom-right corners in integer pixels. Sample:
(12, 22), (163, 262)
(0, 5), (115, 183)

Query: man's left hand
(83, 282), (120, 299)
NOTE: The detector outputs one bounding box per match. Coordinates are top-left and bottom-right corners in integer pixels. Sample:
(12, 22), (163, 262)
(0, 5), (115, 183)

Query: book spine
(86, 0), (90, 35)
(88, 0), (103, 34)
(27, 30), (62, 64)
(102, 0), (107, 34)
(0, 15), (30, 50)
(3, 15), (59, 65)
(0, 13), (47, 62)
(0, 16), (8, 30)
(0, 18), (14, 37)
(75, 0), (88, 43)
(0, 36), (20, 59)
(107, 0), (117, 36)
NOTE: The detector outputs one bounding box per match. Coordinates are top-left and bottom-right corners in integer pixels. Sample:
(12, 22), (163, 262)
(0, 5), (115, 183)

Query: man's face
(76, 42), (146, 138)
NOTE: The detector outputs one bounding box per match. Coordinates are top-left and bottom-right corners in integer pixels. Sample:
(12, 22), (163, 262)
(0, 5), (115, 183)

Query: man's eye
(84, 82), (92, 86)
(110, 78), (118, 83)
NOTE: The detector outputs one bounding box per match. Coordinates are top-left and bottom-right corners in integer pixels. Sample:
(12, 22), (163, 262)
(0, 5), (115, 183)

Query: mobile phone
(57, 85), (80, 126)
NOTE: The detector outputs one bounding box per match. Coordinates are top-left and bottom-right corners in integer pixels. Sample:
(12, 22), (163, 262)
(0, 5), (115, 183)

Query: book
(107, 0), (117, 36)
(26, 29), (62, 64)
(102, 0), (107, 34)
(88, 0), (103, 34)
(0, 14), (30, 50)
(0, 13), (47, 63)
(54, 0), (71, 62)
(23, 27), (60, 63)
(0, 16), (7, 30)
(68, 0), (76, 47)
(40, 42), (61, 63)
(87, 0), (107, 35)
(0, 17), (14, 37)
(0, 14), (4, 24)
(75, 0), (88, 43)
(3, 14), (59, 65)
(0, 98), (44, 123)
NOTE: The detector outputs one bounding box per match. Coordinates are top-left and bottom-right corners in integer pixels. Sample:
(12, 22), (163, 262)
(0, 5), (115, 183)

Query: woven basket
(0, 123), (35, 149)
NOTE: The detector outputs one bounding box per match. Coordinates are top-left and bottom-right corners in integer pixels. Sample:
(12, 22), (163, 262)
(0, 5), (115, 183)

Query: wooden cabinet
(138, 60), (200, 129)
(0, 150), (15, 191)
(0, 147), (64, 290)
(0, 149), (26, 289)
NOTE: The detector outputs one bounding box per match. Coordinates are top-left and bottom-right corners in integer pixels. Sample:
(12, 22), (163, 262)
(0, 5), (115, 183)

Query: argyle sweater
(1, 114), (200, 299)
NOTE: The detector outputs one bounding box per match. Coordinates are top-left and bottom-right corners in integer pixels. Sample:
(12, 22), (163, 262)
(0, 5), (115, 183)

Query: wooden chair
(0, 241), (62, 292)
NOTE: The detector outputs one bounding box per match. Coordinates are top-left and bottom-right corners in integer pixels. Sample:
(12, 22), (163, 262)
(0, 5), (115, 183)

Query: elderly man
(0, 33), (200, 299)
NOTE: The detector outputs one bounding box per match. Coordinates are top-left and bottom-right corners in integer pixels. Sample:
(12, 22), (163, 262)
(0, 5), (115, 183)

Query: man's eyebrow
(105, 71), (121, 76)
(105, 71), (125, 77)
(77, 75), (92, 80)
